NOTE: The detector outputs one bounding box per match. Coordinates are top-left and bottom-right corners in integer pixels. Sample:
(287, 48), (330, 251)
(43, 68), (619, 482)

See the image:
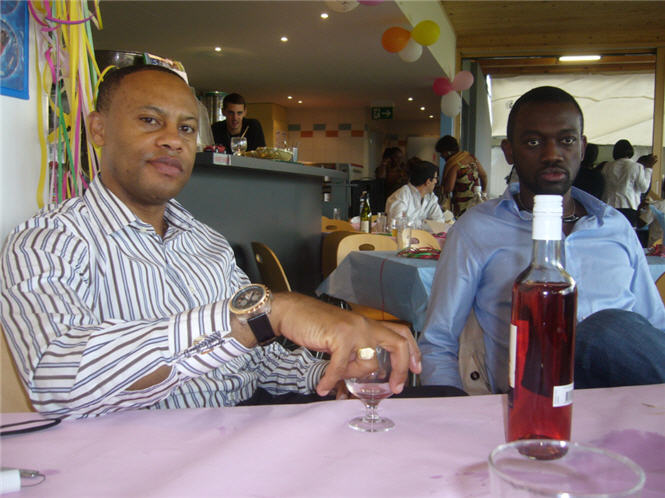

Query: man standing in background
(211, 92), (266, 153)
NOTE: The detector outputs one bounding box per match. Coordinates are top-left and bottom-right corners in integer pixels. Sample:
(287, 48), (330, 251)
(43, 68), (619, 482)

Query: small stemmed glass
(345, 347), (394, 432)
(231, 136), (247, 155)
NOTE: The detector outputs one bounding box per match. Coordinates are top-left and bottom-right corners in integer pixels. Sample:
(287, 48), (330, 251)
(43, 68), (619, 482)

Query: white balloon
(398, 38), (422, 63)
(440, 91), (461, 117)
(325, 0), (359, 13)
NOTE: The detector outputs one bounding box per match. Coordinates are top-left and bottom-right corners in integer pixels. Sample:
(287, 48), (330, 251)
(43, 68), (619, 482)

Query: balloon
(381, 27), (410, 53)
(441, 91), (462, 117)
(324, 0), (359, 13)
(398, 38), (422, 62)
(358, 0), (384, 4)
(451, 71), (475, 91)
(433, 77), (453, 96)
(411, 20), (440, 46)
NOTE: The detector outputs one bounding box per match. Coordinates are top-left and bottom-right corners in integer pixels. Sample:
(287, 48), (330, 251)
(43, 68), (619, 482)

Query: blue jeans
(575, 309), (665, 388)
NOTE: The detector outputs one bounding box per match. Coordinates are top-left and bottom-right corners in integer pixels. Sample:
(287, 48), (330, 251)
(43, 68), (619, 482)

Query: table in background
(1, 385), (663, 497)
(316, 251), (437, 331)
(317, 251), (665, 332)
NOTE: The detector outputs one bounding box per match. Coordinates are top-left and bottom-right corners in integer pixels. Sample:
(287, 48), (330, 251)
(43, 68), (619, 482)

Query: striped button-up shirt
(1, 178), (327, 418)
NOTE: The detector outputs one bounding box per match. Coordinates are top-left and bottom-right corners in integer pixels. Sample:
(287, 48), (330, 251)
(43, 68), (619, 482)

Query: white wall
(0, 18), (42, 246)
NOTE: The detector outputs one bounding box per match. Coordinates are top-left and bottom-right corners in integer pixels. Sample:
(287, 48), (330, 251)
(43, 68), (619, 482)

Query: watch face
(232, 285), (265, 310)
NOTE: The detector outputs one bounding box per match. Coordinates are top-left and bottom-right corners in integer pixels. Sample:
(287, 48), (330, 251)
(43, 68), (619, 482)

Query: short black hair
(409, 160), (438, 187)
(506, 86), (584, 141)
(435, 135), (459, 155)
(581, 143), (599, 168)
(612, 139), (634, 160)
(95, 64), (185, 113)
(223, 93), (246, 109)
(382, 146), (401, 160)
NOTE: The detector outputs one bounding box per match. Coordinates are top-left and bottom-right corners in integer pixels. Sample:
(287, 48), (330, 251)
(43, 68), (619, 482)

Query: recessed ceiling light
(321, 12), (329, 19)
(280, 36), (288, 42)
(287, 96), (293, 100)
(407, 97), (414, 102)
(298, 100), (303, 104)
(428, 115), (434, 119)
(420, 106), (426, 111)
(559, 55), (601, 62)
(214, 47), (222, 52)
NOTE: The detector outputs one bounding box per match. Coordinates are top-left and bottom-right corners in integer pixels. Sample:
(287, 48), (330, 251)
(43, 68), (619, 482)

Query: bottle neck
(531, 238), (565, 269)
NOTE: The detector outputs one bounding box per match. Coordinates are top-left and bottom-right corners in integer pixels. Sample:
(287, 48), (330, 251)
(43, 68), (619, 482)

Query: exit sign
(371, 106), (393, 120)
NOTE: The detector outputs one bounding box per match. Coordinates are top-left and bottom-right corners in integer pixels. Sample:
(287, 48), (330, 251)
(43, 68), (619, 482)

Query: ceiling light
(214, 47), (222, 52)
(298, 100), (303, 104)
(429, 115), (434, 119)
(280, 36), (288, 42)
(407, 97), (414, 102)
(287, 96), (293, 100)
(559, 55), (601, 62)
(420, 106), (425, 111)
(321, 12), (329, 19)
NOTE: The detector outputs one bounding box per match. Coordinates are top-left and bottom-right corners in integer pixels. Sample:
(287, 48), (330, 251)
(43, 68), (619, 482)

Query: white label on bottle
(553, 382), (574, 407)
(360, 220), (370, 233)
(509, 323), (517, 388)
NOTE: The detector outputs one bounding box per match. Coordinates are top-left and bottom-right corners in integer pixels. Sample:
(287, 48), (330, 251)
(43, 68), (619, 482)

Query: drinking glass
(344, 347), (394, 432)
(489, 440), (645, 497)
(231, 137), (247, 155)
(375, 212), (387, 233)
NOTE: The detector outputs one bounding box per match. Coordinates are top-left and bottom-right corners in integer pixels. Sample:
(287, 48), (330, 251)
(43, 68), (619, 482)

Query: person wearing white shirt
(385, 160), (444, 228)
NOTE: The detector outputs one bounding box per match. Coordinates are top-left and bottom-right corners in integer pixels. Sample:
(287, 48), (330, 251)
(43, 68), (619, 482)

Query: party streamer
(28, 1), (102, 207)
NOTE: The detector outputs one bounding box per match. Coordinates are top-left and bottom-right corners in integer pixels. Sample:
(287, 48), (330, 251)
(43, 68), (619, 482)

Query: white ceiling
(91, 0), (445, 122)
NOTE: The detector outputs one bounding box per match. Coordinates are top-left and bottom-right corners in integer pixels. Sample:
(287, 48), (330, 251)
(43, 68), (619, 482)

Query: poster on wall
(0, 0), (29, 100)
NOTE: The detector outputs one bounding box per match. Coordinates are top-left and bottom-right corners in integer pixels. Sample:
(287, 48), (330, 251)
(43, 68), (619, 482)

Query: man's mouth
(540, 167), (568, 182)
(148, 156), (183, 177)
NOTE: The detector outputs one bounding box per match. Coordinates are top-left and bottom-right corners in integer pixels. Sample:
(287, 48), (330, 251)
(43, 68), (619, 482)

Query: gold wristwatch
(229, 284), (276, 346)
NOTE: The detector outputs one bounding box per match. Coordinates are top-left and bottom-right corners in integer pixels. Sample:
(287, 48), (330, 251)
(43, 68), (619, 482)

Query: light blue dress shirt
(419, 183), (665, 393)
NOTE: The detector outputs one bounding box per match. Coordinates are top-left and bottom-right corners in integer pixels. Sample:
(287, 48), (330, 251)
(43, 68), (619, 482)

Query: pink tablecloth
(1, 384), (664, 497)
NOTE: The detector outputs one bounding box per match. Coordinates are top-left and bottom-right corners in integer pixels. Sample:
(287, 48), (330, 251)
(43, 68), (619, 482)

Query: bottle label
(509, 323), (517, 388)
(553, 382), (574, 407)
(360, 220), (370, 233)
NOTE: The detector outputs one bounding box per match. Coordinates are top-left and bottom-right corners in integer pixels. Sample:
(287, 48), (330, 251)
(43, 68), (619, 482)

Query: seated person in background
(572, 142), (604, 200)
(436, 135), (488, 218)
(602, 139), (653, 227)
(385, 160), (445, 228)
(0, 65), (420, 419)
(211, 92), (266, 153)
(375, 147), (408, 197)
(419, 86), (665, 394)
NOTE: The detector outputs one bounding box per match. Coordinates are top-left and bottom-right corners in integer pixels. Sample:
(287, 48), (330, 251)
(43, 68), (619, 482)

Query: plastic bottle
(507, 195), (577, 458)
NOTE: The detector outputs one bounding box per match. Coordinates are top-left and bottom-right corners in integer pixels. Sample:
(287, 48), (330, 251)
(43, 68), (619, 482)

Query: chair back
(655, 272), (665, 306)
(409, 229), (440, 250)
(251, 242), (291, 293)
(321, 218), (355, 232)
(321, 230), (356, 278)
(1, 325), (34, 412)
(336, 233), (398, 266)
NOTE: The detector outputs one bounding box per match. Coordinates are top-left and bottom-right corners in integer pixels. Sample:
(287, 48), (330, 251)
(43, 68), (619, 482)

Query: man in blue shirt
(419, 86), (665, 393)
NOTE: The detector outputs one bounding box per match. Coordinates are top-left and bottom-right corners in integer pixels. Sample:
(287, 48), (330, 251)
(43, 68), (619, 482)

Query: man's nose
(541, 139), (563, 163)
(157, 123), (183, 150)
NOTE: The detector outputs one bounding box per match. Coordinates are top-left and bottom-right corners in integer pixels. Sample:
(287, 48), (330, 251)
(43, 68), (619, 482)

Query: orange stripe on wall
(351, 130), (364, 137)
(300, 130), (314, 138)
(325, 130), (339, 137)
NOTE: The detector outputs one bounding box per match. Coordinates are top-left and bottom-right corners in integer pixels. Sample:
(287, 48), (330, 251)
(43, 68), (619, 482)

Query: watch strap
(247, 312), (276, 346)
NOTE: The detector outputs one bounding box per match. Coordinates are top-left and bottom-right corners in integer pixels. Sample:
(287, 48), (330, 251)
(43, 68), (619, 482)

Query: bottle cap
(473, 186), (482, 194)
(532, 195), (563, 240)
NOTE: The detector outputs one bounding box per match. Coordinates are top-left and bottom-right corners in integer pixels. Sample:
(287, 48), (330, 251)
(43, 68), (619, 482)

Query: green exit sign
(371, 106), (393, 120)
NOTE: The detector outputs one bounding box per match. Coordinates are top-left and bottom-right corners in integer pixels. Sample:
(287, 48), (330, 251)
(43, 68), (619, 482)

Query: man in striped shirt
(1, 65), (420, 418)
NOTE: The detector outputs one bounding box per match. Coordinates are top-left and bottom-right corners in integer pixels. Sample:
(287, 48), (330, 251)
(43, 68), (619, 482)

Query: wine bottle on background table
(508, 195), (577, 456)
(360, 191), (371, 233)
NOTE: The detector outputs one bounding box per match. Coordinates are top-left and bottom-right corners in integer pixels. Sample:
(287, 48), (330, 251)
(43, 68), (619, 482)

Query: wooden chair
(321, 230), (356, 279)
(321, 218), (355, 233)
(409, 229), (441, 250)
(1, 325), (34, 412)
(251, 241), (291, 293)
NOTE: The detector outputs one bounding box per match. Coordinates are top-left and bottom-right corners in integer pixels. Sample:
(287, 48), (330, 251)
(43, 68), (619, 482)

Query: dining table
(317, 251), (665, 332)
(1, 384), (663, 497)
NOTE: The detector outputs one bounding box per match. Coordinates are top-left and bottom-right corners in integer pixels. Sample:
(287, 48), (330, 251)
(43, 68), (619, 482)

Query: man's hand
(270, 293), (421, 396)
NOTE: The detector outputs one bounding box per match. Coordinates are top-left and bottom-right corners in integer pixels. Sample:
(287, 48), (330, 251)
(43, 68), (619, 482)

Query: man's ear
(87, 111), (105, 147)
(501, 138), (514, 165)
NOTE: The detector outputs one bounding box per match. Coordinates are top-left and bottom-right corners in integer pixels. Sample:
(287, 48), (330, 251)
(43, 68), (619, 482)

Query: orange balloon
(381, 27), (410, 53)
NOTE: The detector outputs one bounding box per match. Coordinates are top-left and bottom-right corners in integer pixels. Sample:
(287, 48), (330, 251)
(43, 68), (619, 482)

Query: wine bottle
(507, 194), (577, 453)
(360, 191), (371, 233)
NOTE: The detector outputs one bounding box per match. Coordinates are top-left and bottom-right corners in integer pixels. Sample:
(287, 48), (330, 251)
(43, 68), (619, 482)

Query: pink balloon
(358, 0), (384, 4)
(433, 77), (453, 96)
(451, 71), (474, 91)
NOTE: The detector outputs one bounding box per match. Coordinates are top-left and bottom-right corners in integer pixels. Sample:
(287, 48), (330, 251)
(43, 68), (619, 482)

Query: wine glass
(344, 347), (394, 432)
(231, 136), (247, 155)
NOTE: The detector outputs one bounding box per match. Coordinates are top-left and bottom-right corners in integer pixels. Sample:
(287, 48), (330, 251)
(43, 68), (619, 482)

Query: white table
(1, 384), (664, 497)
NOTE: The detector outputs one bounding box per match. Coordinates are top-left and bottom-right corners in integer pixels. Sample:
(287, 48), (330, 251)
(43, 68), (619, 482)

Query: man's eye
(561, 136), (576, 145)
(526, 139), (540, 147)
(181, 124), (197, 134)
(140, 117), (158, 125)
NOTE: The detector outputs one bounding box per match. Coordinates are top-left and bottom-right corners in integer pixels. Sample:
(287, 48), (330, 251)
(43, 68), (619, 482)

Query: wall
(248, 102), (287, 148)
(0, 18), (41, 246)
